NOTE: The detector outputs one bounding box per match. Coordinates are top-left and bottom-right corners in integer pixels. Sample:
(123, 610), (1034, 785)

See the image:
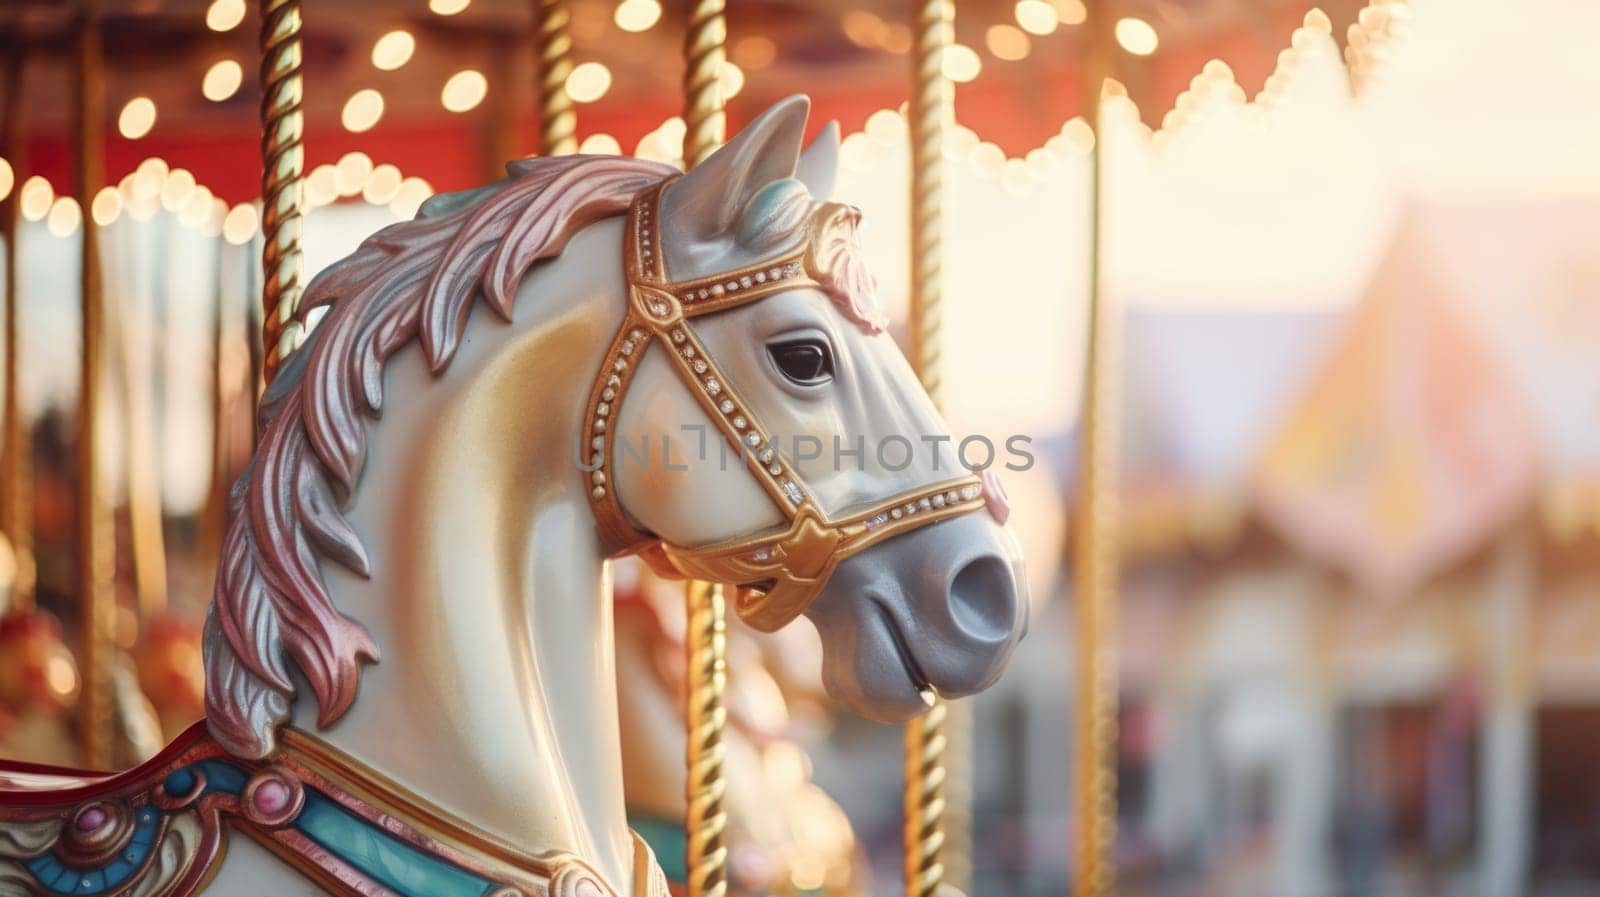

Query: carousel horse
(0, 96), (1026, 897)
(615, 567), (865, 896)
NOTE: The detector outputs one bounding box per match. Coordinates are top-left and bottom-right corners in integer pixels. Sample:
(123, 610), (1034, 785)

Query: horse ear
(795, 121), (840, 200)
(663, 94), (811, 244)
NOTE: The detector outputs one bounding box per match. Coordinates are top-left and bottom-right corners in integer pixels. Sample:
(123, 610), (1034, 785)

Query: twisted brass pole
(904, 2), (953, 895)
(681, 0), (726, 168)
(1072, 4), (1120, 894)
(1, 47), (34, 614)
(74, 11), (115, 770)
(682, 3), (729, 894)
(683, 580), (729, 897)
(258, 0), (305, 389)
(532, 0), (576, 156)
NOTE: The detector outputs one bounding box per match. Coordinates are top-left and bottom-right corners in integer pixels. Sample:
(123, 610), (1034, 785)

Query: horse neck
(299, 220), (638, 891)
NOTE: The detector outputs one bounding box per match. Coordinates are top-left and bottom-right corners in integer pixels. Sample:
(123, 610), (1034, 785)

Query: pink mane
(204, 155), (675, 757)
(808, 202), (885, 334)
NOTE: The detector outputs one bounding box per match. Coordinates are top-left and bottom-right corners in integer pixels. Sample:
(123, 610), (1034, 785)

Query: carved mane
(204, 155), (676, 758)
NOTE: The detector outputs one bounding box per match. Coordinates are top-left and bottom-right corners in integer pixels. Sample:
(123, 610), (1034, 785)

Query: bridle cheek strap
(581, 178), (987, 632)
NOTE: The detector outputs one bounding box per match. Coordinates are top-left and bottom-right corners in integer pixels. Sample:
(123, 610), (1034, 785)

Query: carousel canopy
(7, 0), (1367, 201)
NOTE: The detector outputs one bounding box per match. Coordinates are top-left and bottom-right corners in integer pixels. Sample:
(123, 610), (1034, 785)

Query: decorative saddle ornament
(0, 724), (670, 897)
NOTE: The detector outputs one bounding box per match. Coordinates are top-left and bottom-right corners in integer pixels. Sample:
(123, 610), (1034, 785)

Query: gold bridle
(582, 179), (987, 631)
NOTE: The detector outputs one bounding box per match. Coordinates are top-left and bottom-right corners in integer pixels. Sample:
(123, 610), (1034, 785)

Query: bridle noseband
(582, 178), (987, 632)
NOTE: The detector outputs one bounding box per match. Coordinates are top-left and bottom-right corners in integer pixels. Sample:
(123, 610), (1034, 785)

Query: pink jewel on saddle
(254, 781), (291, 816)
(75, 806), (109, 832)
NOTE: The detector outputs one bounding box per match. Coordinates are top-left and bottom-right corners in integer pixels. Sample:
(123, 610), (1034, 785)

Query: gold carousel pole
(257, 0), (305, 391)
(532, 0), (577, 156)
(74, 6), (115, 770)
(1, 46), (34, 614)
(681, 3), (728, 896)
(681, 0), (726, 167)
(904, 2), (953, 895)
(1071, 2), (1120, 894)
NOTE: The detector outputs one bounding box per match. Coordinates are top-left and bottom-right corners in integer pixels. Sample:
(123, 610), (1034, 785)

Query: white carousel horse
(0, 96), (1025, 897)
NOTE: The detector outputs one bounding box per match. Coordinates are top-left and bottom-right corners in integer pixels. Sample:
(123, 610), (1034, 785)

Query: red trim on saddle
(0, 721), (211, 807)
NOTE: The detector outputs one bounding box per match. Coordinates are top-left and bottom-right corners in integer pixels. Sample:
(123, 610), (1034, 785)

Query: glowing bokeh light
(23, 177), (56, 221)
(390, 177), (434, 219)
(841, 10), (887, 48)
(881, 23), (912, 54)
(336, 152), (374, 196)
(160, 168), (196, 212)
(119, 97), (157, 139)
(363, 164), (403, 205)
(47, 197), (81, 238)
(1051, 0), (1088, 25)
(222, 203), (258, 245)
(733, 35), (777, 70)
(441, 70), (488, 112)
(578, 133), (621, 155)
(0, 158), (12, 202)
(342, 89), (385, 133)
(986, 24), (1031, 61)
(305, 164), (339, 207)
(1015, 0), (1058, 35)
(372, 30), (416, 71)
(429, 0), (469, 15)
(91, 186), (122, 226)
(205, 0), (245, 32)
(942, 44), (982, 82)
(1116, 17), (1159, 55)
(865, 109), (906, 145)
(565, 62), (612, 103)
(202, 59), (243, 101)
(719, 61), (745, 100)
(613, 0), (661, 32)
(1060, 116), (1096, 153)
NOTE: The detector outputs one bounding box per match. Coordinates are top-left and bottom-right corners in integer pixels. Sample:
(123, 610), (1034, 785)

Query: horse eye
(767, 339), (834, 385)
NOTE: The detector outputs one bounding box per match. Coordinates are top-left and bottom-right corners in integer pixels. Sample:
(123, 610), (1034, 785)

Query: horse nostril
(948, 554), (1016, 641)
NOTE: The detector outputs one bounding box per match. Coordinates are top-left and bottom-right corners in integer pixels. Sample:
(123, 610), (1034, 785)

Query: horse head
(605, 96), (1028, 722)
